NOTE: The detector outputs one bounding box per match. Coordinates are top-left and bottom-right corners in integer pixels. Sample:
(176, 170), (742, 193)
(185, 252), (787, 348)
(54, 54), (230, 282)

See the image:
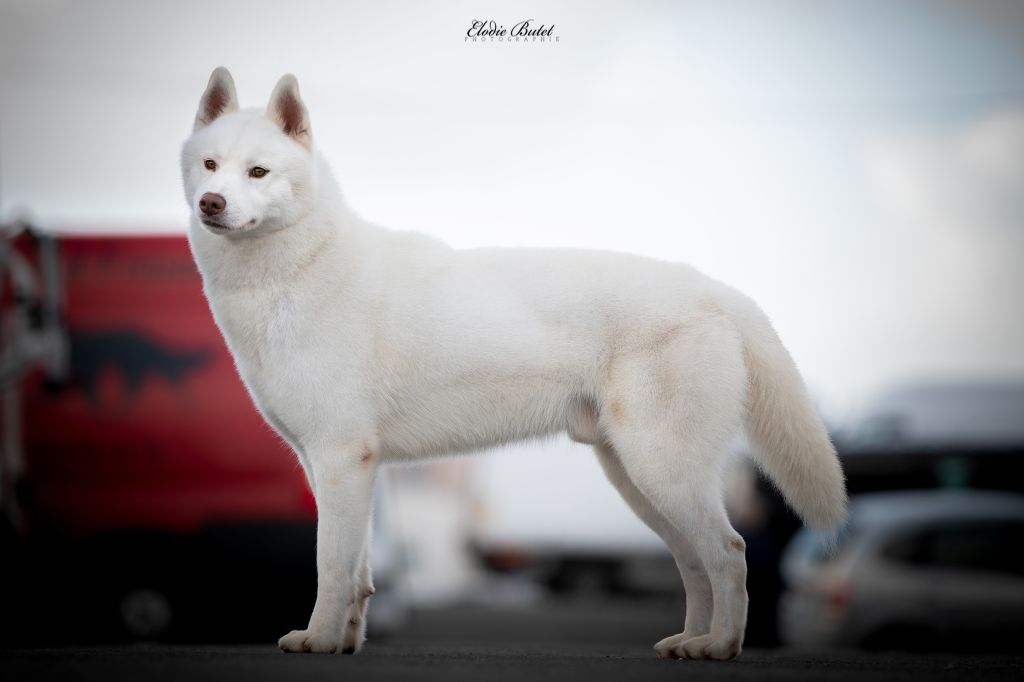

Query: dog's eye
(204, 159), (217, 171)
(249, 166), (268, 178)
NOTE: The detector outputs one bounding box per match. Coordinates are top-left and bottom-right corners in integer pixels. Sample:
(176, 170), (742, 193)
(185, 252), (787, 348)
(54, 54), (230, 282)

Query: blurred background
(2, 0), (1023, 654)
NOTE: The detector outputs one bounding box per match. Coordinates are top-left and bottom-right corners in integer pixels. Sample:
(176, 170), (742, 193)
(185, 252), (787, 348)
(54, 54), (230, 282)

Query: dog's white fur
(182, 68), (847, 660)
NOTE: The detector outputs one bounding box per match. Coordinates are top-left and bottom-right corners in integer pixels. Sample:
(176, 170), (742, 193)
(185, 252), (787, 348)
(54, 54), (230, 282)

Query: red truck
(1, 226), (323, 641)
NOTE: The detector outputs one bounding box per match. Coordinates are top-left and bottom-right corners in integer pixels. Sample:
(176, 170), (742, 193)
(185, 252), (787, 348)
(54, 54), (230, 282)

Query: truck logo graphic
(68, 329), (212, 399)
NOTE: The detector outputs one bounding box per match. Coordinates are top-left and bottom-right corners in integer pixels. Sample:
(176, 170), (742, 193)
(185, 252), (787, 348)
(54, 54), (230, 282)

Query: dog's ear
(266, 74), (311, 149)
(194, 67), (239, 131)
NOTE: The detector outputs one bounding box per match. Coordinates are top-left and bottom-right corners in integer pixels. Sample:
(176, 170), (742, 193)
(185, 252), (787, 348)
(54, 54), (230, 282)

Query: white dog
(181, 67), (846, 660)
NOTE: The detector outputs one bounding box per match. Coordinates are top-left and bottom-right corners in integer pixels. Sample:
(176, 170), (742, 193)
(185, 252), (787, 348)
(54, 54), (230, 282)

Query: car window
(880, 532), (924, 564)
(881, 520), (1024, 576)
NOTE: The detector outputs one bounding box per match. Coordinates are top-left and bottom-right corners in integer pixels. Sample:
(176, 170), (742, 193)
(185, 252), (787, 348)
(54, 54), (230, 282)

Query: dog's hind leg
(609, 428), (748, 660)
(601, 322), (749, 660)
(593, 443), (714, 656)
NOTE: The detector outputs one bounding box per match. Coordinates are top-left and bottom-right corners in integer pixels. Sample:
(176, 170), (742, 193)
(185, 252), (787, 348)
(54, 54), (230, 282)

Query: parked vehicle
(471, 438), (678, 596)
(0, 226), (405, 642)
(779, 489), (1024, 651)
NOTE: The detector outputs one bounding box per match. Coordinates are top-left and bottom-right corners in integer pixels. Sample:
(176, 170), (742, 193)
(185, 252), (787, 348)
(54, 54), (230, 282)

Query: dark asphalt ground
(3, 601), (1022, 682)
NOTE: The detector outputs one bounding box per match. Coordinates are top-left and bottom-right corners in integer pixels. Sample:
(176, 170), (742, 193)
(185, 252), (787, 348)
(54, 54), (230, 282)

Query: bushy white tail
(739, 310), (847, 533)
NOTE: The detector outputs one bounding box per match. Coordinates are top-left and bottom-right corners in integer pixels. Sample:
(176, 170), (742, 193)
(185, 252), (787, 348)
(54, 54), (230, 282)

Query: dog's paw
(278, 628), (347, 654)
(653, 632), (692, 659)
(667, 633), (741, 661)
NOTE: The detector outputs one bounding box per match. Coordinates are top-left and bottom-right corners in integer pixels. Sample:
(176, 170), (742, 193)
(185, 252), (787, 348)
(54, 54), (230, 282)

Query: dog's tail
(734, 301), (847, 534)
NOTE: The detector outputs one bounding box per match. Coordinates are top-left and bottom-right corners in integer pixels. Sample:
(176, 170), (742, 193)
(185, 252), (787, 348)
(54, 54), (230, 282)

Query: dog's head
(181, 67), (315, 238)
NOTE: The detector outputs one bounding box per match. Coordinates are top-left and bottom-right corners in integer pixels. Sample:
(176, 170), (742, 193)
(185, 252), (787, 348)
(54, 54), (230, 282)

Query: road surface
(2, 601), (1021, 682)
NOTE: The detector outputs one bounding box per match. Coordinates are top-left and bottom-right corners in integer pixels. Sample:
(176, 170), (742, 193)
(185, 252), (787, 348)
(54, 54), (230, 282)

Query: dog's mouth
(201, 218), (257, 233)
(201, 218), (231, 232)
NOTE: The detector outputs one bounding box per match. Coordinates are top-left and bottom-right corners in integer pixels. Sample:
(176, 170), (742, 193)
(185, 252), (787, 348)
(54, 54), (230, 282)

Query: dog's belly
(375, 373), (580, 462)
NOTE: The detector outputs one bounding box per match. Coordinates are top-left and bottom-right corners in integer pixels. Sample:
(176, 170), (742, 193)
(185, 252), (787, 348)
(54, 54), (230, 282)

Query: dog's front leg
(279, 439), (377, 654)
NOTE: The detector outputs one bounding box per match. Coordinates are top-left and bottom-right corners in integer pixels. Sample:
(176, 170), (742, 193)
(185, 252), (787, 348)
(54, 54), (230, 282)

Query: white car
(779, 490), (1024, 651)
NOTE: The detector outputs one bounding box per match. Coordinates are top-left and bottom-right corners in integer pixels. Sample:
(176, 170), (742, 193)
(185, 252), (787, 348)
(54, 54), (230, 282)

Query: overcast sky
(2, 0), (1023, 421)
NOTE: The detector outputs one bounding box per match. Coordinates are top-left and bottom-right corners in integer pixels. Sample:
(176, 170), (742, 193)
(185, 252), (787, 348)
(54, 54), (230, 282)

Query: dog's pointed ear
(266, 74), (311, 149)
(194, 67), (239, 131)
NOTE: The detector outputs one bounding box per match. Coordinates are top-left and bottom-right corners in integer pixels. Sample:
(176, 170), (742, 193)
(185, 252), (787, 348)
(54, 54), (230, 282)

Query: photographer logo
(466, 19), (560, 43)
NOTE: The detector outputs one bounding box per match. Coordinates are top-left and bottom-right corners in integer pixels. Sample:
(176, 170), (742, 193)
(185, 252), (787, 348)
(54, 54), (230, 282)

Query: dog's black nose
(199, 192), (226, 216)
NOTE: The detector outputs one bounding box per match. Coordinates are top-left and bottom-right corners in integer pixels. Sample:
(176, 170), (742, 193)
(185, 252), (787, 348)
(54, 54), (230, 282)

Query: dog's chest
(212, 288), (319, 397)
